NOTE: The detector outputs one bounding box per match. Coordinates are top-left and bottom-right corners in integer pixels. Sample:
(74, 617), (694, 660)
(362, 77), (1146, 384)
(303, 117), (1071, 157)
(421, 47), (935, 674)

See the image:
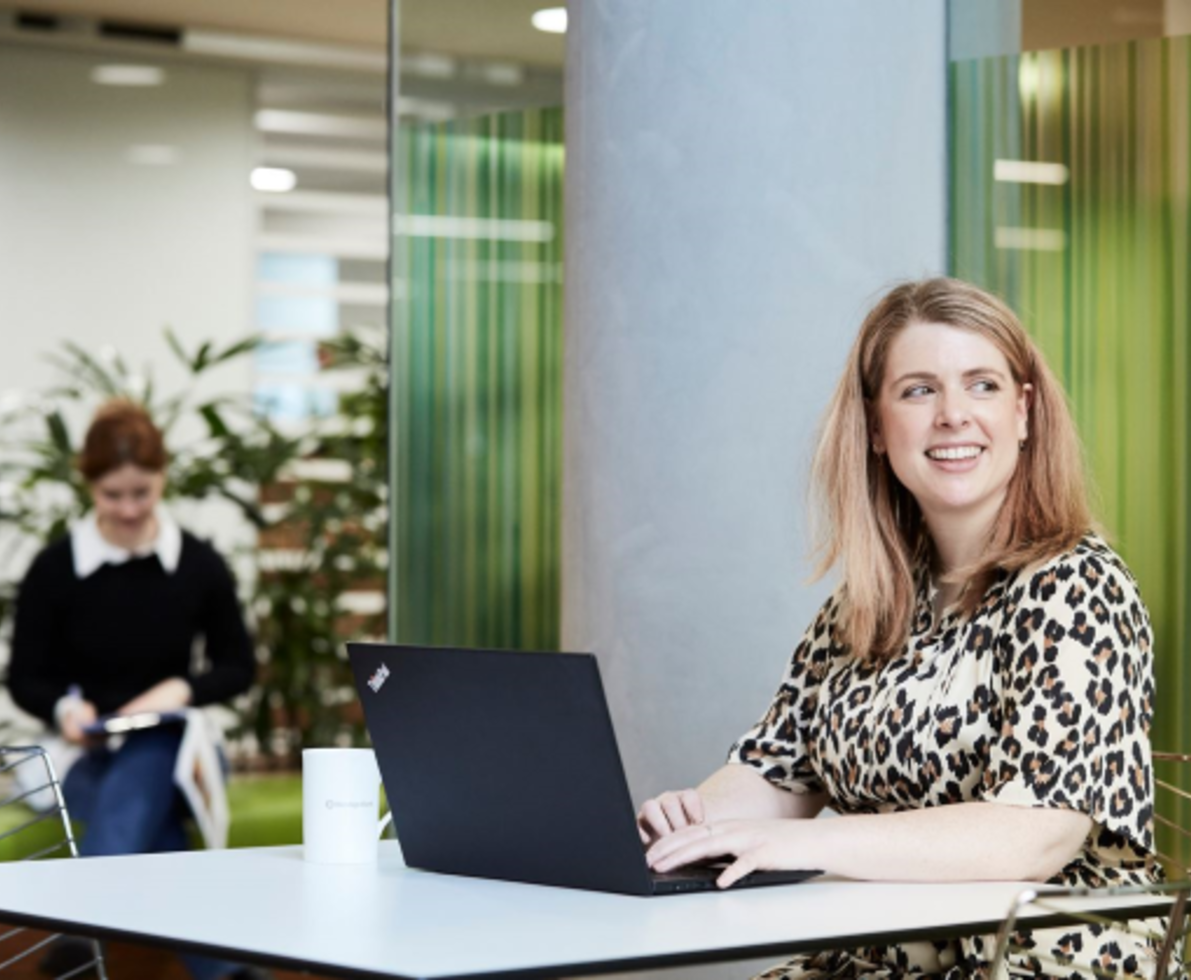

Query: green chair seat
(0, 772), (305, 861)
(225, 773), (303, 849)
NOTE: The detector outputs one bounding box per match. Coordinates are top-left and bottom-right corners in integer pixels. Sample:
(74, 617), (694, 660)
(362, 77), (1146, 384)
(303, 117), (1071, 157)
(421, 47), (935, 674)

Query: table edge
(0, 898), (1173, 980)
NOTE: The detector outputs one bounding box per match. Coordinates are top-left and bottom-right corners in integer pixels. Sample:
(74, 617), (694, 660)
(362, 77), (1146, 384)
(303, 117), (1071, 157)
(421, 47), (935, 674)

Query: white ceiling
(6, 0), (566, 66)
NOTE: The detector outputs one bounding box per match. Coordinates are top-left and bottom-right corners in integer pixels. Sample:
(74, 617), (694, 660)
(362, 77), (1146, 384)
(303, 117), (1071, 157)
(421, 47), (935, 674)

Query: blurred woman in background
(9, 398), (263, 980)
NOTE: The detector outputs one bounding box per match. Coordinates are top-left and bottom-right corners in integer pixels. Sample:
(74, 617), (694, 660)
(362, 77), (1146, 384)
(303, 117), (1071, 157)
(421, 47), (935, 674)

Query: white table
(0, 843), (1167, 979)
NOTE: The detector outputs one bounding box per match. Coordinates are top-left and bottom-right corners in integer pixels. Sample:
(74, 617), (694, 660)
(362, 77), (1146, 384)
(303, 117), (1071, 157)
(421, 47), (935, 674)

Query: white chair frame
(0, 745), (109, 979)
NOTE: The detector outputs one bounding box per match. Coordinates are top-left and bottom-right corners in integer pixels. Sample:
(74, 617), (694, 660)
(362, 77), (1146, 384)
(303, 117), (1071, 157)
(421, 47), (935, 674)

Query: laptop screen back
(348, 643), (656, 895)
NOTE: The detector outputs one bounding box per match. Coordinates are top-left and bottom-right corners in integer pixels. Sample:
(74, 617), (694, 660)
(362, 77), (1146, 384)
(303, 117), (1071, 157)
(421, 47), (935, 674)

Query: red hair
(77, 399), (168, 482)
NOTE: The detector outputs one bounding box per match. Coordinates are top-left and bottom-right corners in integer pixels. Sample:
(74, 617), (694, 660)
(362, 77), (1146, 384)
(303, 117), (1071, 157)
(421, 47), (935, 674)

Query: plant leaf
(58, 340), (123, 397)
(199, 403), (231, 439)
(156, 393), (188, 435)
(216, 485), (268, 528)
(193, 341), (213, 373)
(163, 327), (193, 372)
(210, 335), (262, 367)
(111, 349), (130, 380)
(45, 410), (72, 457)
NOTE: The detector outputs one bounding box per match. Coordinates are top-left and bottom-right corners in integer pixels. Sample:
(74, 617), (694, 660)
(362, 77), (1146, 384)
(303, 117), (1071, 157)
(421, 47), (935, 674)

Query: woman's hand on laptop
(637, 789), (706, 843)
(638, 765), (824, 846)
(645, 818), (813, 888)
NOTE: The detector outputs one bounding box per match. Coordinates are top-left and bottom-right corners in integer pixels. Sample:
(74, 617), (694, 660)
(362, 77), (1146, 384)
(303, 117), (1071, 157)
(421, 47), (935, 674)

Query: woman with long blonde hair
(638, 278), (1160, 977)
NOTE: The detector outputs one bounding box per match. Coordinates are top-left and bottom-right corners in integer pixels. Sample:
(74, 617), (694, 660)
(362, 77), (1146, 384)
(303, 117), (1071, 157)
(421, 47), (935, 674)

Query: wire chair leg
(1153, 889), (1187, 979)
(1, 747), (108, 978)
(989, 888), (1036, 980)
(93, 938), (109, 980)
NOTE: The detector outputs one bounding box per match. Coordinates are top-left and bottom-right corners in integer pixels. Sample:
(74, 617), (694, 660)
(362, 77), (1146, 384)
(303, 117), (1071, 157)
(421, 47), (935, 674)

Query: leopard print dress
(731, 535), (1161, 979)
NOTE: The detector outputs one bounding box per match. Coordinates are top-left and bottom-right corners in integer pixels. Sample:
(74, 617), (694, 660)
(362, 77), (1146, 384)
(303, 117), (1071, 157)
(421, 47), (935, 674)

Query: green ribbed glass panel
(391, 108), (564, 650)
(952, 38), (1191, 863)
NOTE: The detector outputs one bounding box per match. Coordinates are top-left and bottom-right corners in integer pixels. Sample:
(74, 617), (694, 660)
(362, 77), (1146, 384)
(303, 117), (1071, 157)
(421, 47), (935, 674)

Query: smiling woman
(818, 278), (1092, 659)
(872, 322), (1030, 554)
(637, 278), (1161, 979)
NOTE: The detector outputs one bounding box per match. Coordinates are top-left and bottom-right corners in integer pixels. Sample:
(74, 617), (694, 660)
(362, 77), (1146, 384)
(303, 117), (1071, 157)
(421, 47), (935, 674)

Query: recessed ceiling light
(91, 64), (165, 86)
(251, 167), (297, 193)
(403, 52), (457, 79)
(993, 160), (1069, 185)
(393, 215), (555, 243)
(476, 62), (524, 87)
(531, 7), (567, 34)
(127, 145), (180, 166)
(994, 226), (1067, 251)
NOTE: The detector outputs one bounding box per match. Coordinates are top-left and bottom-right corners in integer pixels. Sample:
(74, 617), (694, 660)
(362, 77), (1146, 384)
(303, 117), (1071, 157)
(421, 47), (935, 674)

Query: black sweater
(8, 531), (255, 725)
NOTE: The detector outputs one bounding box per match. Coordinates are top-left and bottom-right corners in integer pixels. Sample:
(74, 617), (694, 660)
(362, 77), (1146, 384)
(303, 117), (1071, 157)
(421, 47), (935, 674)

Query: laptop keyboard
(652, 868), (718, 881)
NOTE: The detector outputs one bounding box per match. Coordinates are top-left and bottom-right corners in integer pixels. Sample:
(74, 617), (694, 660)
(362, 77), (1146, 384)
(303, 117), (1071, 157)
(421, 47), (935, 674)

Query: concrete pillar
(563, 0), (948, 803)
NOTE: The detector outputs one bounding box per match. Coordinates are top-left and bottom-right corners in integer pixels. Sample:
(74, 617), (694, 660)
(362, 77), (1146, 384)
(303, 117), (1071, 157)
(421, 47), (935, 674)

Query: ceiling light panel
(531, 8), (567, 34)
(127, 145), (180, 165)
(993, 160), (1070, 185)
(252, 167), (298, 192)
(91, 64), (165, 86)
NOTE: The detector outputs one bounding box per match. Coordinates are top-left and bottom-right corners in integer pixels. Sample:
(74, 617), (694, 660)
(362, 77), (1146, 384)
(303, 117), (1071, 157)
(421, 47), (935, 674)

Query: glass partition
(389, 109), (564, 650)
(386, 1), (565, 651)
(951, 33), (1191, 858)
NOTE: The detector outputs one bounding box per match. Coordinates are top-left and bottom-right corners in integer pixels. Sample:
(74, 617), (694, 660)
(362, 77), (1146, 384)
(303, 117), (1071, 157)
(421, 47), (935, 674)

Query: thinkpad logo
(367, 662), (391, 693)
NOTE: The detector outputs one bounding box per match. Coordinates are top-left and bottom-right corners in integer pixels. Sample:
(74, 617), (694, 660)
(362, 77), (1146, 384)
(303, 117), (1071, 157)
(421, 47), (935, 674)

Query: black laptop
(347, 643), (820, 896)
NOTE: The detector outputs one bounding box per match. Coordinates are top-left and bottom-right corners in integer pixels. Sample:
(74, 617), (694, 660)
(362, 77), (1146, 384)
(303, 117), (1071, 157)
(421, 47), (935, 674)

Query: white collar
(70, 508), (183, 579)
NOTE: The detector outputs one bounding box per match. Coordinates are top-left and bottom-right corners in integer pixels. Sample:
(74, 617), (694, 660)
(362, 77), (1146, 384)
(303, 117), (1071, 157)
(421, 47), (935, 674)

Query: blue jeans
(63, 727), (240, 980)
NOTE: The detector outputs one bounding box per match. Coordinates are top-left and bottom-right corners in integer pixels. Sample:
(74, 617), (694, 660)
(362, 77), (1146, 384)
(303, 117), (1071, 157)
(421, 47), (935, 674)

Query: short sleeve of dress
(727, 591), (842, 795)
(980, 540), (1156, 852)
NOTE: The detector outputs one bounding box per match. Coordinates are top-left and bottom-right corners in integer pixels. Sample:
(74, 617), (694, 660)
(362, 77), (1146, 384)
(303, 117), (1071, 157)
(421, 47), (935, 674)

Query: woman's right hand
(637, 788), (707, 844)
(60, 699), (98, 745)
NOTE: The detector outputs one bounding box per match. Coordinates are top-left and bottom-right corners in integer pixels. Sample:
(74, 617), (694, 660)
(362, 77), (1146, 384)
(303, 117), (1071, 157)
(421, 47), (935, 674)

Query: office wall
(563, 0), (949, 804)
(0, 43), (255, 554)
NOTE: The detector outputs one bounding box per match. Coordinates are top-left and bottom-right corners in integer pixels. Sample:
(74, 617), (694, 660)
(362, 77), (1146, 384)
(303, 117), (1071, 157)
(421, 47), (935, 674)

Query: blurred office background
(0, 3), (1189, 965)
(0, 0), (563, 762)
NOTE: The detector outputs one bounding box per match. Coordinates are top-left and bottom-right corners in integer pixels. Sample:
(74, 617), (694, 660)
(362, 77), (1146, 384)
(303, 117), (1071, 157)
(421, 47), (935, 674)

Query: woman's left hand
(645, 818), (815, 889)
(116, 677), (193, 716)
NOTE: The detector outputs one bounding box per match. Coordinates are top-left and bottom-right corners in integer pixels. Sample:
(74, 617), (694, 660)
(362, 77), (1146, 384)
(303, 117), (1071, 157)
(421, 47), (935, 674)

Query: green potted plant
(240, 327), (389, 761)
(0, 327), (389, 766)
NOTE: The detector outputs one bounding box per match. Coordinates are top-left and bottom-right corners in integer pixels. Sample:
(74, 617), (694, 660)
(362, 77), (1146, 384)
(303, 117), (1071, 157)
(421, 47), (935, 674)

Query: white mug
(302, 748), (391, 864)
